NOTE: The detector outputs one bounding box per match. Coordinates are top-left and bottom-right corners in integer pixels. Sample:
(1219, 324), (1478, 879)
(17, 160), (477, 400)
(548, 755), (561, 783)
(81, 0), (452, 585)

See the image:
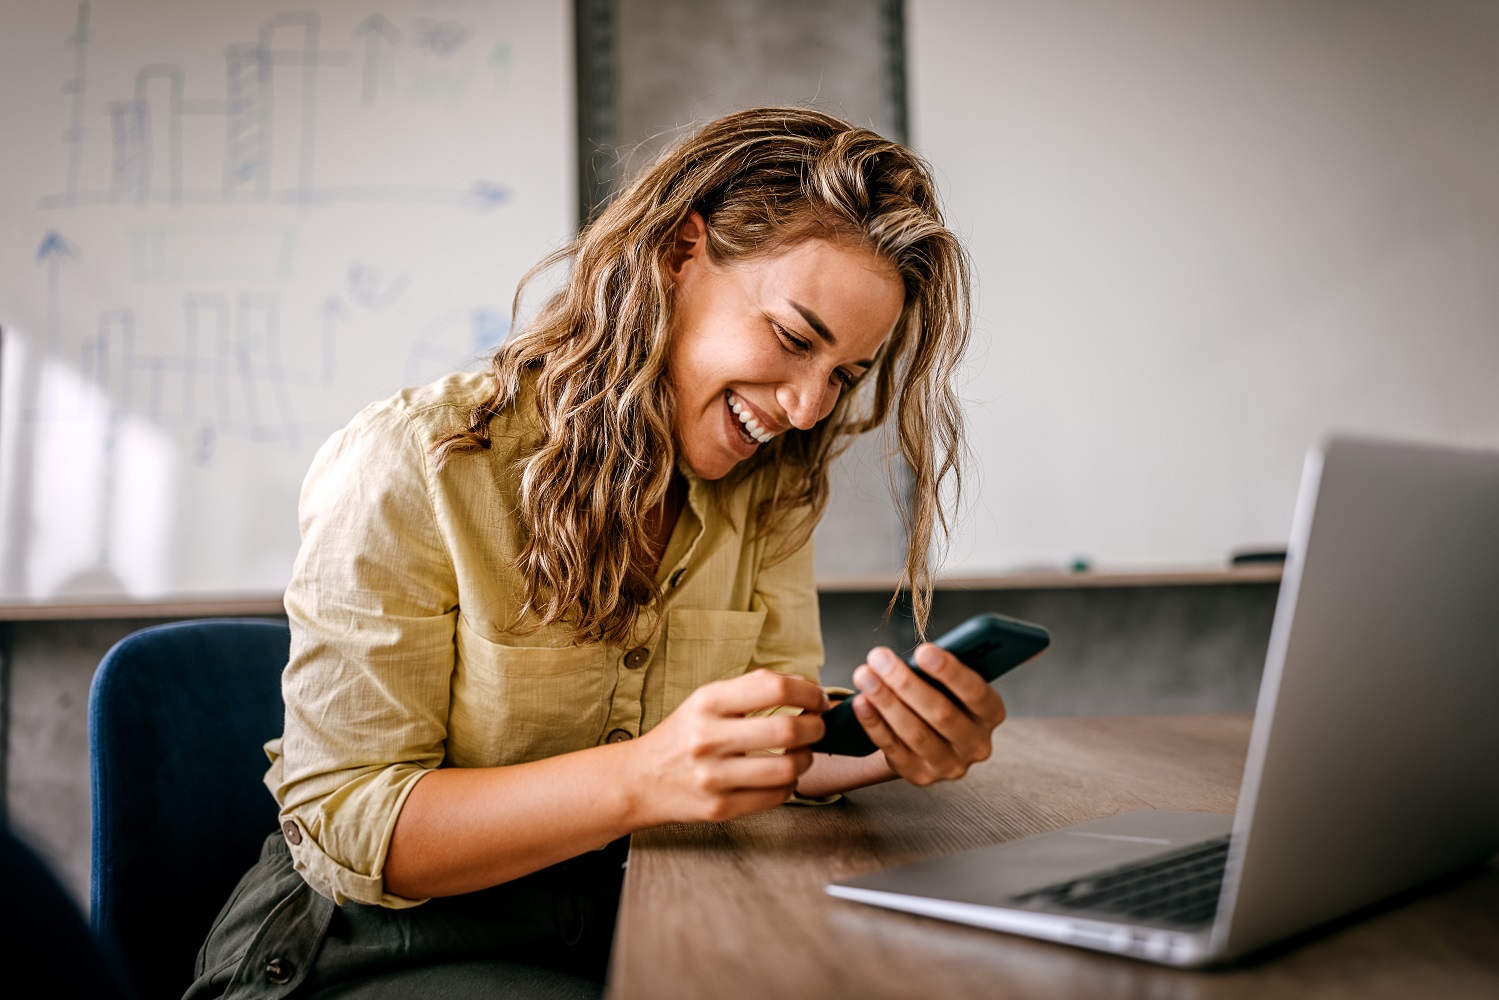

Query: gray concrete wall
(3, 618), (197, 906)
(819, 583), (1277, 715)
(612, 0), (903, 170)
(604, 0), (912, 579)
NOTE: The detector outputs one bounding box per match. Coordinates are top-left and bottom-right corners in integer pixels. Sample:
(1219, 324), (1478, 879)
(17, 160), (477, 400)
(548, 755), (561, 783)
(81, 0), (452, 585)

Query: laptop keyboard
(1011, 836), (1231, 927)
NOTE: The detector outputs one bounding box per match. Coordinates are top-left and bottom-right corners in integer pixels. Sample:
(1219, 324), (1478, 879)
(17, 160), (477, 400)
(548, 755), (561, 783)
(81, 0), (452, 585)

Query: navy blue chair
(90, 618), (290, 1000)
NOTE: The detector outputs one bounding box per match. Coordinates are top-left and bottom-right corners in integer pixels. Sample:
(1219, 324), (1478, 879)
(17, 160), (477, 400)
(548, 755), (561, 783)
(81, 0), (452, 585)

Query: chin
(683, 455), (735, 481)
(678, 438), (750, 480)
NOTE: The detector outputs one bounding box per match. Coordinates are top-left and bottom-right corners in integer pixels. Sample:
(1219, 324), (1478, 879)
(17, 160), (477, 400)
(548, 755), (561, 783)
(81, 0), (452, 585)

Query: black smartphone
(809, 612), (1051, 757)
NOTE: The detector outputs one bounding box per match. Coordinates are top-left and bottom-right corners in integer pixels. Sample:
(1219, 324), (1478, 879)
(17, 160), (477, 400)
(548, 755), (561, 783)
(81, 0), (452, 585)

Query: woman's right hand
(627, 669), (829, 825)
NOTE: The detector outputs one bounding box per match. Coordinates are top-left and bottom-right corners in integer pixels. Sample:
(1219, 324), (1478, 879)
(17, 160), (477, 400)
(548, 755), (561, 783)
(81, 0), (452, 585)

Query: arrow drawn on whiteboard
(36, 229), (79, 351)
(346, 262), (408, 309)
(355, 14), (401, 107)
(35, 229), (77, 262)
(466, 180), (509, 210)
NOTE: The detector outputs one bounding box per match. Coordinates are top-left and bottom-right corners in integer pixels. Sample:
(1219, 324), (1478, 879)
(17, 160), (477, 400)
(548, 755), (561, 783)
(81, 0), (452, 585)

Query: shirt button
(281, 820), (302, 846)
(605, 729), (634, 743)
(264, 957), (295, 985)
(669, 568), (686, 588)
(623, 646), (650, 670)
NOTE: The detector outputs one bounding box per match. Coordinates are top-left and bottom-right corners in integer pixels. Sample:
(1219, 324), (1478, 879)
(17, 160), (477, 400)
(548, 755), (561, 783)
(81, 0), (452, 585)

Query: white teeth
(727, 392), (775, 444)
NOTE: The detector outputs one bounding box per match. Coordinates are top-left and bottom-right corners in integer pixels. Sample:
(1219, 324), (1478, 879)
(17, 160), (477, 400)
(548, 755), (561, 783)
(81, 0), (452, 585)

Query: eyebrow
(789, 300), (876, 368)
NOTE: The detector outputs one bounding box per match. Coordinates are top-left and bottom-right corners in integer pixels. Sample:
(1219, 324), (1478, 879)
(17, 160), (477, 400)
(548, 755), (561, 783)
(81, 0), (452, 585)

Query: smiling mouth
(726, 391), (776, 445)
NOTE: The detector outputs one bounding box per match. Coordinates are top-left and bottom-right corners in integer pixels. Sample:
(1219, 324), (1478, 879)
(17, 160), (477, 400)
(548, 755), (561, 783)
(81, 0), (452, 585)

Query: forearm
(383, 740), (651, 899)
(383, 670), (829, 899)
(795, 750), (897, 799)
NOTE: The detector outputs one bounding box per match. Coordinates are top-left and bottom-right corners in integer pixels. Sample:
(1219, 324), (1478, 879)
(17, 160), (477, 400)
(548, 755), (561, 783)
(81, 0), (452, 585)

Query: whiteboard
(0, 0), (572, 602)
(910, 0), (1499, 575)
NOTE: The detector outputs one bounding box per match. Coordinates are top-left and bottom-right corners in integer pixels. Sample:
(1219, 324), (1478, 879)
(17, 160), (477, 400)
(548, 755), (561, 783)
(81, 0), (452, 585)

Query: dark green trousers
(185, 833), (626, 1000)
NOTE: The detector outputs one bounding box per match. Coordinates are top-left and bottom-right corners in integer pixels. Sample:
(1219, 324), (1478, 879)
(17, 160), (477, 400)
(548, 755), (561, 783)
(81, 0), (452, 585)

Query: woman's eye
(775, 323), (853, 387)
(775, 325), (810, 351)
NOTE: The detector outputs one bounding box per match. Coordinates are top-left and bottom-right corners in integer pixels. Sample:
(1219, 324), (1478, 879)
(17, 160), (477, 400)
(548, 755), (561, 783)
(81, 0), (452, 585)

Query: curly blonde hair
(436, 107), (970, 645)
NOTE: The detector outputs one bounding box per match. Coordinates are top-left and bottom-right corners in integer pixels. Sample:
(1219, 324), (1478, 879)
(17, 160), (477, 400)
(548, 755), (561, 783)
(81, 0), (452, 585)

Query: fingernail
(870, 649), (896, 675)
(856, 666), (882, 692)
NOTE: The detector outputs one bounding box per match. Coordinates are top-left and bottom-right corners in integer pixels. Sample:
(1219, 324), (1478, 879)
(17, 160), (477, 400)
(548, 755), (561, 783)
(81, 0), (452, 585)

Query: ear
(667, 211), (708, 284)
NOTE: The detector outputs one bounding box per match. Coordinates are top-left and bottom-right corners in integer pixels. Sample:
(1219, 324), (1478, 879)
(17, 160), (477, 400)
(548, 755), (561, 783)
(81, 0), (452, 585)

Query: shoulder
(302, 370), (532, 512)
(377, 369), (512, 445)
(331, 369), (538, 460)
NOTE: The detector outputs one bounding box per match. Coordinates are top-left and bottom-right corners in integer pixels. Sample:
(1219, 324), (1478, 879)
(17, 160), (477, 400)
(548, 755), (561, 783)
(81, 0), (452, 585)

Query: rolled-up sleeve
(265, 402), (459, 908)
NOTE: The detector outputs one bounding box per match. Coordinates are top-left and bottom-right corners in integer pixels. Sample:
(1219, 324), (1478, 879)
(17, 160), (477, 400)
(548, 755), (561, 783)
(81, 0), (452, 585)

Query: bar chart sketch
(0, 0), (572, 601)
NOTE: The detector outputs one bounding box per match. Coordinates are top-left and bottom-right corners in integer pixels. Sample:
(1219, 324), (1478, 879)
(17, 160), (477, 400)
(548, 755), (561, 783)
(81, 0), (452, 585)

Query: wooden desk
(608, 715), (1499, 999)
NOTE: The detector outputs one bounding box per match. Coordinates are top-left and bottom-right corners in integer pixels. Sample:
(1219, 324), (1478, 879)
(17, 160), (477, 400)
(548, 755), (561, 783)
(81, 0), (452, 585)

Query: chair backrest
(90, 618), (289, 1000)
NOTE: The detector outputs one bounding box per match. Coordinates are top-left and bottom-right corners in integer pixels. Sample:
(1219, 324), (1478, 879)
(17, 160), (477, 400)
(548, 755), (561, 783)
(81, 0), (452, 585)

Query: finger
(711, 712), (826, 756)
(851, 677), (971, 785)
(911, 644), (1008, 727)
(707, 750), (813, 792)
(847, 684), (962, 785)
(699, 669), (830, 717)
(706, 787), (800, 822)
(848, 687), (909, 758)
(889, 649), (1004, 763)
(863, 647), (976, 737)
(869, 647), (1002, 761)
(853, 662), (955, 762)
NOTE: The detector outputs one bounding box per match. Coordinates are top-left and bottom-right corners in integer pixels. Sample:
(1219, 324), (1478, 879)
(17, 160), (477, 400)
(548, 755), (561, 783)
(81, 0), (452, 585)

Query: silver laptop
(827, 436), (1499, 967)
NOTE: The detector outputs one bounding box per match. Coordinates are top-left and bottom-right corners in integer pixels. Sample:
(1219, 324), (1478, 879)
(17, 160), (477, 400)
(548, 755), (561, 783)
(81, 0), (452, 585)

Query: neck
(644, 473), (686, 566)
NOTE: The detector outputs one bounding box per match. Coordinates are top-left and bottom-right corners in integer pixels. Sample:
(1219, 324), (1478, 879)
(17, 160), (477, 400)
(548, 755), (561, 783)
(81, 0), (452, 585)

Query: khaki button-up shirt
(265, 371), (825, 907)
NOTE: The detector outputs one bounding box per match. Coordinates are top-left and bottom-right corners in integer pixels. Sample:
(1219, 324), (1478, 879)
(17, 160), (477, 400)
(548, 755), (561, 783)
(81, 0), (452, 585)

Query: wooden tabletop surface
(608, 715), (1499, 1000)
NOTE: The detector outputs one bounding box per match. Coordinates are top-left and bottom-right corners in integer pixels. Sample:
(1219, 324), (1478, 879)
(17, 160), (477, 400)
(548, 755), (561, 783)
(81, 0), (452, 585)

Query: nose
(776, 373), (832, 431)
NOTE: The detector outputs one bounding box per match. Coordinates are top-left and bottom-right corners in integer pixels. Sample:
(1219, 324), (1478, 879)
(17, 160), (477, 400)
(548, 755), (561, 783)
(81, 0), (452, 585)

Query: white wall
(911, 0), (1499, 574)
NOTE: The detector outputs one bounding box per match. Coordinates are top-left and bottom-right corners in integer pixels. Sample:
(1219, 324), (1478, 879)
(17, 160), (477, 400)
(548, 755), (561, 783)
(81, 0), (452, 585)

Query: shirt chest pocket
(449, 616), (611, 767)
(663, 608), (768, 716)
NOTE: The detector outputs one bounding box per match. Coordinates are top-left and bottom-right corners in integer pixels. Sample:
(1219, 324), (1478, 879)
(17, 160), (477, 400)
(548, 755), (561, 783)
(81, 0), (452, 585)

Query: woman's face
(666, 214), (905, 480)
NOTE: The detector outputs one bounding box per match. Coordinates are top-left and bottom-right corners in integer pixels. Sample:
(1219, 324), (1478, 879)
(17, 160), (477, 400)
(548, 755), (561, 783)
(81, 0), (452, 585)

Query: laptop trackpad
(841, 810), (1234, 905)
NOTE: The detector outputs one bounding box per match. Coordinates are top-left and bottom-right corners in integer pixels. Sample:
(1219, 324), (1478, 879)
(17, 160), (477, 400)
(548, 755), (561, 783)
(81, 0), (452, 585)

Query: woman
(186, 107), (1004, 999)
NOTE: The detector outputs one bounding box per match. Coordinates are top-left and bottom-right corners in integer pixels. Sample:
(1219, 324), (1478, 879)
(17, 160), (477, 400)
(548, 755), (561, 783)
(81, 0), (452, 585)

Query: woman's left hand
(850, 644), (1007, 786)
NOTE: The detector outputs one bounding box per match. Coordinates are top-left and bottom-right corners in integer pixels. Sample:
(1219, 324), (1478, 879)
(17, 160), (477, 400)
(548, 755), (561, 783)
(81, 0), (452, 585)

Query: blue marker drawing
(467, 180), (510, 209)
(319, 295), (348, 386)
(223, 41), (271, 195)
(19, 1), (537, 440)
(354, 14), (401, 107)
(36, 230), (79, 352)
(5, 1), (562, 600)
(405, 307), (510, 384)
(193, 425), (216, 467)
(411, 19), (471, 57)
(39, 4), (511, 212)
(61, 1), (91, 206)
(470, 309), (510, 353)
(346, 262), (409, 310)
(489, 42), (512, 93)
